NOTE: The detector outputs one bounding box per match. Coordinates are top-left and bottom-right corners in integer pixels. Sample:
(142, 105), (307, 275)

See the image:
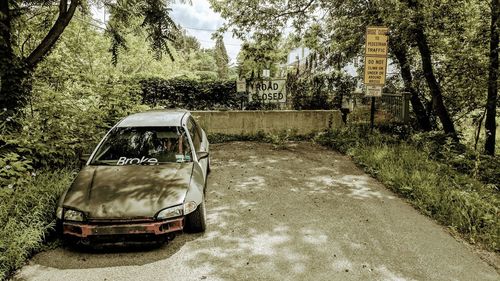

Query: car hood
(62, 164), (193, 219)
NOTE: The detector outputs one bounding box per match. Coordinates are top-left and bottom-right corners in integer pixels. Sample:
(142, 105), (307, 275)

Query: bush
(410, 131), (500, 187)
(140, 78), (241, 110)
(315, 126), (499, 252)
(0, 79), (149, 170)
(0, 169), (75, 280)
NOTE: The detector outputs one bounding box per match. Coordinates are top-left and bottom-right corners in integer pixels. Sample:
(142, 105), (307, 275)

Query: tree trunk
(406, 0), (458, 140)
(413, 29), (457, 139)
(485, 0), (499, 156)
(0, 65), (32, 119)
(0, 0), (26, 120)
(406, 0), (458, 141)
(391, 42), (432, 131)
(0, 0), (79, 122)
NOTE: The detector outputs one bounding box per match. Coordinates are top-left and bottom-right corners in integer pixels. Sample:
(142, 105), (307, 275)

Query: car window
(188, 118), (201, 152)
(91, 126), (192, 165)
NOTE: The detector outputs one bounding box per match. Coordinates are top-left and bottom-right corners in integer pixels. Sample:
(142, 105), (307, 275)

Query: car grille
(87, 218), (155, 225)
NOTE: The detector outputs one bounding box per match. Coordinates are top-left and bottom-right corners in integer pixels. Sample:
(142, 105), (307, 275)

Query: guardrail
(349, 92), (410, 124)
(380, 93), (410, 123)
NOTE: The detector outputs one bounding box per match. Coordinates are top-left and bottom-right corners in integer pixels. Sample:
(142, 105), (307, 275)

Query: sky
(91, 0), (242, 64)
(170, 0), (242, 65)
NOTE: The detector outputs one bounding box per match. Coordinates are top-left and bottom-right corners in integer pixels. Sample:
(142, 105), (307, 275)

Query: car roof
(117, 109), (189, 127)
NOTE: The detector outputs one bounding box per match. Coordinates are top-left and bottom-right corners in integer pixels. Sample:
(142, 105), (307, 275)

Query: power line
(76, 17), (241, 49)
(182, 26), (219, 32)
(89, 16), (220, 33)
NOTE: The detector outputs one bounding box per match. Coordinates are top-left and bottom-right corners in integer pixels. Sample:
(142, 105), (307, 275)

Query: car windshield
(90, 126), (192, 165)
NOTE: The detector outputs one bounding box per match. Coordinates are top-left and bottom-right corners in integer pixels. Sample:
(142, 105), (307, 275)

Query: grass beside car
(0, 169), (75, 281)
(315, 126), (499, 253)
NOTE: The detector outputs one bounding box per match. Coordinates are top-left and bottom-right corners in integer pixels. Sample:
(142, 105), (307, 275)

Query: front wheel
(207, 157), (211, 174)
(184, 200), (207, 233)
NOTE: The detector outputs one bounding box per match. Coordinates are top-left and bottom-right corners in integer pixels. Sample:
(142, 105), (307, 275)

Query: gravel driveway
(14, 142), (499, 281)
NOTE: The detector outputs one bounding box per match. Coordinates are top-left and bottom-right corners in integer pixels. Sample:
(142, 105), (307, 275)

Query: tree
(0, 0), (181, 123)
(485, 0), (499, 155)
(390, 38), (432, 131)
(236, 34), (288, 79)
(0, 0), (80, 123)
(403, 0), (458, 139)
(173, 29), (201, 53)
(211, 0), (473, 137)
(214, 36), (229, 79)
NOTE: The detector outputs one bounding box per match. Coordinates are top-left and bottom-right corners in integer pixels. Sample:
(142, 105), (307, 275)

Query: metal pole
(370, 96), (376, 131)
(402, 92), (410, 123)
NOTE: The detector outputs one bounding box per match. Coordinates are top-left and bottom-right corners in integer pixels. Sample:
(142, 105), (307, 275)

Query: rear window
(90, 126), (192, 165)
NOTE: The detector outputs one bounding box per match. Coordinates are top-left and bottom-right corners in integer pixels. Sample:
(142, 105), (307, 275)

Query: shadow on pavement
(30, 233), (202, 270)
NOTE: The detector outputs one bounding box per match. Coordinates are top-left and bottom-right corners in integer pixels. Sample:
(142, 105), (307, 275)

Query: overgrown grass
(315, 126), (499, 252)
(0, 169), (75, 280)
(208, 130), (317, 149)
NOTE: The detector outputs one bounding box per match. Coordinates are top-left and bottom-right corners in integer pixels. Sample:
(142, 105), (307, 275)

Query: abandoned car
(56, 109), (210, 244)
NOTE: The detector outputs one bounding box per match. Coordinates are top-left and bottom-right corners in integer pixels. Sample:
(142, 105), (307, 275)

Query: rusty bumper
(63, 218), (184, 238)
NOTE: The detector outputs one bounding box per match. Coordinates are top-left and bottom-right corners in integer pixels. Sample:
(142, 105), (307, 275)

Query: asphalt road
(14, 142), (499, 281)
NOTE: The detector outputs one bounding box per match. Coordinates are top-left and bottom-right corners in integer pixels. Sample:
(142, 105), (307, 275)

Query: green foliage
(410, 131), (500, 187)
(0, 12), (154, 173)
(140, 75), (357, 111)
(214, 36), (229, 79)
(208, 132), (269, 144)
(0, 169), (75, 280)
(0, 79), (147, 169)
(0, 152), (32, 189)
(207, 130), (314, 146)
(288, 71), (356, 110)
(105, 0), (179, 64)
(236, 34), (289, 79)
(140, 77), (240, 109)
(315, 126), (499, 251)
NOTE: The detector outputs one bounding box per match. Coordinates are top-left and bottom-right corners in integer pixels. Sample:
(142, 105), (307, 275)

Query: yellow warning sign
(365, 27), (389, 56)
(364, 57), (387, 85)
(364, 26), (389, 86)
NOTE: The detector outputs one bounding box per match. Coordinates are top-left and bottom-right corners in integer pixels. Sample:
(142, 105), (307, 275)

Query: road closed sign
(248, 79), (286, 103)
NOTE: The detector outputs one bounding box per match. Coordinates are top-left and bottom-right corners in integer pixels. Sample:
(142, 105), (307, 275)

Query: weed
(0, 169), (74, 280)
(316, 126), (499, 252)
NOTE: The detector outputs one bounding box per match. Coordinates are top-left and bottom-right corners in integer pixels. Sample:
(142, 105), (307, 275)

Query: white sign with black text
(248, 79), (286, 103)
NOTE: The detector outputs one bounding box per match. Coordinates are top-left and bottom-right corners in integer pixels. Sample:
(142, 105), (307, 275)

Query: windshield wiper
(90, 160), (113, 166)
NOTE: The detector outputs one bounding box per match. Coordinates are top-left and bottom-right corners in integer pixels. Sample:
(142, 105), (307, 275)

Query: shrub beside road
(316, 126), (499, 253)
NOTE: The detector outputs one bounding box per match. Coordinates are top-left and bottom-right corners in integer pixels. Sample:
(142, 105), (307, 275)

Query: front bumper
(63, 217), (184, 238)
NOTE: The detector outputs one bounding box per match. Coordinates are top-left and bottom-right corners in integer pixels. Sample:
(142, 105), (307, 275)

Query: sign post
(236, 79), (247, 110)
(364, 26), (389, 130)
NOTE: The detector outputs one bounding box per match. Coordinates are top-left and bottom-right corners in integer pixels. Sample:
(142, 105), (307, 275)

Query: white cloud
(170, 0), (242, 64)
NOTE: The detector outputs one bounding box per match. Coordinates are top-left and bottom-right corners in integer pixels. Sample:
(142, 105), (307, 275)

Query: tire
(185, 199), (207, 233)
(207, 157), (211, 174)
(55, 219), (63, 239)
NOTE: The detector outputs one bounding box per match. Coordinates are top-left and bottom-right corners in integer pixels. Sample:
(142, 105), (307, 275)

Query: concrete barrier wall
(191, 110), (342, 135)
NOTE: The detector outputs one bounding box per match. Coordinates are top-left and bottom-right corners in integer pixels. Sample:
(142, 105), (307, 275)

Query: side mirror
(197, 151), (209, 160)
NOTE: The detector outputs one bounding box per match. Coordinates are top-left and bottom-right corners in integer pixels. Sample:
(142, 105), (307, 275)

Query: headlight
(64, 209), (85, 222)
(56, 207), (63, 219)
(157, 205), (183, 220)
(183, 201), (197, 215)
